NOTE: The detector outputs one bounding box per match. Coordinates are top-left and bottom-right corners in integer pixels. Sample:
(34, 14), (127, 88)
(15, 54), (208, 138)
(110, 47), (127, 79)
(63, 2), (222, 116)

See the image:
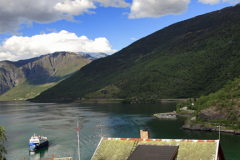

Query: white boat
(29, 133), (49, 150)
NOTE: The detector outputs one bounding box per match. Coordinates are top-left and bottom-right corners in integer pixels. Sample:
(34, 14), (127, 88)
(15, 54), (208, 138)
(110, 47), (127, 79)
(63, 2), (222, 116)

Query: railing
(22, 155), (73, 160)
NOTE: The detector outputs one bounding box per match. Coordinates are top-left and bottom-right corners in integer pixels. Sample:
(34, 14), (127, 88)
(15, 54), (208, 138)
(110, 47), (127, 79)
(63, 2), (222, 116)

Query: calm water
(0, 101), (239, 160)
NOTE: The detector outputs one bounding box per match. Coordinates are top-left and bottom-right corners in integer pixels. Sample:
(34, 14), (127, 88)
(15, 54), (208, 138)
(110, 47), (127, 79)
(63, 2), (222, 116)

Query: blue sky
(0, 0), (238, 61)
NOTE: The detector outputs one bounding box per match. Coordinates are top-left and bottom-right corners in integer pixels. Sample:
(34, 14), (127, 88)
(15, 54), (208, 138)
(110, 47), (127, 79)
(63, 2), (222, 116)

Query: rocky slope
(0, 52), (91, 100)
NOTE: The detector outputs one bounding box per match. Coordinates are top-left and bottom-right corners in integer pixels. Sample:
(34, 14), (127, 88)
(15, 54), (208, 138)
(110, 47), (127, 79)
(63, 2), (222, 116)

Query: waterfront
(0, 101), (239, 160)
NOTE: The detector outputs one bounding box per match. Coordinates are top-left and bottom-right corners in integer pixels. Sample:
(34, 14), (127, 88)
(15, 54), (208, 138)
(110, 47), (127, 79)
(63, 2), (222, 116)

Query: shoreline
(153, 112), (240, 135)
(74, 98), (124, 103)
(182, 120), (240, 135)
(160, 98), (188, 102)
(76, 98), (188, 104)
(29, 98), (189, 103)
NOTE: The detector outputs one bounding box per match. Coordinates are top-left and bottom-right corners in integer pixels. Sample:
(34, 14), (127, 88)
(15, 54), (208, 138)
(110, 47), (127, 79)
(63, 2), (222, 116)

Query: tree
(0, 126), (7, 160)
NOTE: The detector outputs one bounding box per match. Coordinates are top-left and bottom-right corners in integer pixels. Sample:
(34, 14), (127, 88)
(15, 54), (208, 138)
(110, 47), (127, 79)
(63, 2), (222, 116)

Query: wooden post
(22, 158), (25, 160)
(52, 155), (54, 160)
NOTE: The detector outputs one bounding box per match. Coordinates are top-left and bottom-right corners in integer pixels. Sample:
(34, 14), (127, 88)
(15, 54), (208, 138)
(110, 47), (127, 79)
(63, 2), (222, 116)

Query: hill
(0, 52), (91, 100)
(179, 77), (240, 132)
(33, 4), (240, 102)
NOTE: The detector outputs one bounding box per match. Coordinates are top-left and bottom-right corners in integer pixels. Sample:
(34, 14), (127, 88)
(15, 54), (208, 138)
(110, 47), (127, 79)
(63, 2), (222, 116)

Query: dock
(153, 112), (177, 119)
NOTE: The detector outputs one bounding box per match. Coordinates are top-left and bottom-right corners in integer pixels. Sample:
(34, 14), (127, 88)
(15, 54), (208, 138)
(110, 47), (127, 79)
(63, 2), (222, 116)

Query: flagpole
(219, 125), (220, 141)
(77, 122), (80, 160)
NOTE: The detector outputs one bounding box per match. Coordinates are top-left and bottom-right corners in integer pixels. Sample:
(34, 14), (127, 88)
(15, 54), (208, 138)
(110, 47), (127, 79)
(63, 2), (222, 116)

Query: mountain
(0, 54), (50, 94)
(33, 4), (240, 102)
(80, 52), (109, 60)
(0, 52), (91, 100)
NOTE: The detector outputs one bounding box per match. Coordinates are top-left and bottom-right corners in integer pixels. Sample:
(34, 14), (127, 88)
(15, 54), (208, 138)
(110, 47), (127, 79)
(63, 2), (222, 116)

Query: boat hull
(29, 140), (49, 150)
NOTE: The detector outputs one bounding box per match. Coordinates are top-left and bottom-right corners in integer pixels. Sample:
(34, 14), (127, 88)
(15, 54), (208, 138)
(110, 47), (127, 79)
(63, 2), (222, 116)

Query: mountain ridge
(0, 51), (91, 100)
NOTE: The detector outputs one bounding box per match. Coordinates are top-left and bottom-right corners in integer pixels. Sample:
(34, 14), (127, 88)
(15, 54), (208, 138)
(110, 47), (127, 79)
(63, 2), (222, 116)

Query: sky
(0, 0), (239, 61)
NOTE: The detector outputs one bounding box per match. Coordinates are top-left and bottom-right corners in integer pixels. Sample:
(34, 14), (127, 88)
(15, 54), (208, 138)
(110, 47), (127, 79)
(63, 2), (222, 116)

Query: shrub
(231, 100), (236, 105)
(231, 112), (237, 122)
(0, 126), (7, 160)
(176, 102), (184, 113)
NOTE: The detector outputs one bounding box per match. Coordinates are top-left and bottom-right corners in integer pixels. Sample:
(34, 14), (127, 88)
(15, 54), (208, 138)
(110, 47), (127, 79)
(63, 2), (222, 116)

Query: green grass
(92, 139), (217, 160)
(0, 81), (57, 100)
(84, 85), (121, 99)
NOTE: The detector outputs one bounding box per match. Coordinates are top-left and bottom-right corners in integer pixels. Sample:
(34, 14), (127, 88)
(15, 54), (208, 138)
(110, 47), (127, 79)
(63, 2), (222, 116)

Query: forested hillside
(34, 4), (240, 102)
(180, 77), (240, 130)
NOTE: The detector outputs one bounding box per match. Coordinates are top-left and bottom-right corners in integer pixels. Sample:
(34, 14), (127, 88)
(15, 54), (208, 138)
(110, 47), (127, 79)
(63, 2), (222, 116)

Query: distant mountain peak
(78, 52), (109, 60)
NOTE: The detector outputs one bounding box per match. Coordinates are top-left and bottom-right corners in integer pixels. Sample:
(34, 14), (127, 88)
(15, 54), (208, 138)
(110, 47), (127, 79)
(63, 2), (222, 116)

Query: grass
(92, 139), (218, 160)
(0, 81), (57, 100)
(84, 85), (121, 99)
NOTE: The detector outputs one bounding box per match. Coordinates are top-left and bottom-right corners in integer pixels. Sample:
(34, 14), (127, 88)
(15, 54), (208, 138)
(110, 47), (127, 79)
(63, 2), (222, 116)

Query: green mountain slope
(181, 77), (240, 130)
(0, 52), (91, 100)
(34, 4), (240, 102)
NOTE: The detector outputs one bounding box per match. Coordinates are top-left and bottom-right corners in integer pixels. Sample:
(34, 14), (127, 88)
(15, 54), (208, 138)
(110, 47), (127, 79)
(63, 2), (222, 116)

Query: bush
(237, 122), (240, 129)
(0, 126), (7, 160)
(176, 102), (184, 113)
(231, 100), (236, 105)
(231, 112), (237, 122)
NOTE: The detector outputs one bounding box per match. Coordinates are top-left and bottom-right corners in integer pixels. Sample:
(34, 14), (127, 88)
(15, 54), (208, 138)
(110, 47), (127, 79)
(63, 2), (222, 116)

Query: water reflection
(29, 146), (49, 160)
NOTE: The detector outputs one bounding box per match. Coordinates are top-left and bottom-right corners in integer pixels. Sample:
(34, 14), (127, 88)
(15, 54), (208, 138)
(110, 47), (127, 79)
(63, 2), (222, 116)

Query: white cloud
(129, 0), (190, 19)
(54, 0), (96, 15)
(130, 38), (136, 40)
(198, 0), (220, 4)
(198, 0), (240, 4)
(0, 0), (129, 34)
(0, 30), (117, 61)
(0, 0), (71, 34)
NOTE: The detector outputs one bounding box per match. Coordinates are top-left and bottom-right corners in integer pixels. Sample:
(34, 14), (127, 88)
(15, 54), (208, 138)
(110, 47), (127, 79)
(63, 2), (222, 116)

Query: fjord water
(0, 101), (239, 160)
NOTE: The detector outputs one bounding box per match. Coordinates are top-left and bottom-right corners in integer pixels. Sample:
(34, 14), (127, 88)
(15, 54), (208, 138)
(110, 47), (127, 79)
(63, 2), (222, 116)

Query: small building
(91, 130), (225, 160)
